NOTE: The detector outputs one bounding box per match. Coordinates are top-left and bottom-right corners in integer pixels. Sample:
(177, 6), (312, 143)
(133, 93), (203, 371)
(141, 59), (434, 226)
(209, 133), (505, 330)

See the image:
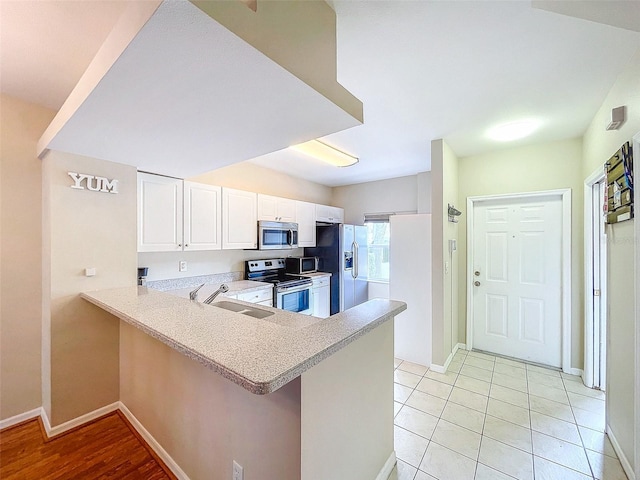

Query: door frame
(633, 131), (640, 480)
(465, 189), (573, 373)
(584, 167), (607, 389)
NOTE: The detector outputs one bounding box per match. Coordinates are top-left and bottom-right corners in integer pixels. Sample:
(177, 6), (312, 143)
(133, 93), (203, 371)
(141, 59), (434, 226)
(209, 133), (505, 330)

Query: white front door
(472, 195), (563, 367)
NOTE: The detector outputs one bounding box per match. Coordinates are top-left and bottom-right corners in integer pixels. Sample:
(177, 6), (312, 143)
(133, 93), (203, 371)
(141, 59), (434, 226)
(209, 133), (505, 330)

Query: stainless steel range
(245, 259), (314, 315)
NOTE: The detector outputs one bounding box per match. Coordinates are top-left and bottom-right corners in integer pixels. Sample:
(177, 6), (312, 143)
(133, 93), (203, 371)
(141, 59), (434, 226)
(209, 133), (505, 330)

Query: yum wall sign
(68, 172), (119, 194)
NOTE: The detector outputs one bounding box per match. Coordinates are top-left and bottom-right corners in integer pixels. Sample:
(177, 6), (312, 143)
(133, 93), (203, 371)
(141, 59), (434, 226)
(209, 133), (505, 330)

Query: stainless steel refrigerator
(304, 223), (368, 314)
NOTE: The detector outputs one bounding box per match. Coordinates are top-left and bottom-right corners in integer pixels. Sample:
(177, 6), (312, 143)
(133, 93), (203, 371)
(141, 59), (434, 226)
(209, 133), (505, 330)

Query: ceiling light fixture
(291, 140), (359, 167)
(487, 120), (540, 142)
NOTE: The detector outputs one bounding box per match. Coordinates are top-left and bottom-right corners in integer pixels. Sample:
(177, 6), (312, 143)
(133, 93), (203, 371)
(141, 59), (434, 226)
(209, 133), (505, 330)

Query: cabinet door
(237, 288), (273, 304)
(138, 173), (183, 252)
(258, 194), (296, 222)
(184, 181), (221, 251)
(257, 194), (278, 221)
(222, 188), (257, 249)
(296, 200), (317, 247)
(316, 204), (343, 224)
(276, 198), (296, 222)
(313, 285), (330, 318)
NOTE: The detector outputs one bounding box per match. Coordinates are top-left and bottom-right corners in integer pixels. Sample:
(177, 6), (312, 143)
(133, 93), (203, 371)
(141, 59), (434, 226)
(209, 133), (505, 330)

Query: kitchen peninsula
(81, 287), (406, 480)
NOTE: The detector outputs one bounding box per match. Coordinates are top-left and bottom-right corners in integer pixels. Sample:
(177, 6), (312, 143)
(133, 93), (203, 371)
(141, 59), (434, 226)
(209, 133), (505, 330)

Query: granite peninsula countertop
(80, 287), (406, 395)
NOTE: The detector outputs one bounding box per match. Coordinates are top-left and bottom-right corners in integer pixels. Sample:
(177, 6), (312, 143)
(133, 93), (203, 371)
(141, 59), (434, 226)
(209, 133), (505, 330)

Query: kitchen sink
(212, 301), (274, 319)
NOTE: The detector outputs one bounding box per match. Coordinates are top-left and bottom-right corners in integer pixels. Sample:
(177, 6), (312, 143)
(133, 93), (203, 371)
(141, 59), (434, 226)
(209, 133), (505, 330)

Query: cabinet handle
(185, 244), (189, 247)
(178, 244), (182, 247)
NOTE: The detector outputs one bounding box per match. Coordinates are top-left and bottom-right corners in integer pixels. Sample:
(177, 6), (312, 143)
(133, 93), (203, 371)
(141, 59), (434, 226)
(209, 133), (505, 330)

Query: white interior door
(472, 195), (563, 367)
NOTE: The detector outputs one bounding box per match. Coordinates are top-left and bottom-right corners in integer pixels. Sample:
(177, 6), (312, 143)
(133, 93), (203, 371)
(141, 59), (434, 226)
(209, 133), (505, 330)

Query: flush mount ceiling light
(291, 140), (359, 167)
(487, 120), (540, 142)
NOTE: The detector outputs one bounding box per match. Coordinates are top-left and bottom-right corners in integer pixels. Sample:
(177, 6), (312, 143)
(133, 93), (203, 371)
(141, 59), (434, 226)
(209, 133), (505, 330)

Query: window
(366, 220), (390, 282)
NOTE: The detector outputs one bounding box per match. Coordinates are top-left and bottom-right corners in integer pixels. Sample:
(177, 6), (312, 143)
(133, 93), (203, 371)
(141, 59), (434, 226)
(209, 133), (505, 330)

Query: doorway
(584, 169), (608, 390)
(466, 190), (572, 371)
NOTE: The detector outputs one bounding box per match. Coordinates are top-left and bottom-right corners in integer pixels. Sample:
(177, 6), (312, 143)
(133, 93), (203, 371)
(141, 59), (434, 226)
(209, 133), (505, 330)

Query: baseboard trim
(567, 368), (584, 378)
(606, 424), (636, 480)
(374, 451), (396, 480)
(0, 407), (43, 431)
(119, 402), (190, 480)
(41, 402), (120, 438)
(430, 343), (465, 373)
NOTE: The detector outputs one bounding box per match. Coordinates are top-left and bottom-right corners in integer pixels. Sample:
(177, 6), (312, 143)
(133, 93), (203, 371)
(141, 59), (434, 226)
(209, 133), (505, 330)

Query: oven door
(276, 284), (313, 315)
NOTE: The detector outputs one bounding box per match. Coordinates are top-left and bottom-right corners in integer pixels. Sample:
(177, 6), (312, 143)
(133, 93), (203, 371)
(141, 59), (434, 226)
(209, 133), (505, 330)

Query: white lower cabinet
(312, 275), (331, 318)
(237, 288), (273, 305)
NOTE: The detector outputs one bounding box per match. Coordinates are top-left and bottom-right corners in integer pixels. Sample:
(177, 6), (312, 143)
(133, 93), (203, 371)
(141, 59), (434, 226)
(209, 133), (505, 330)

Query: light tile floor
(388, 349), (629, 480)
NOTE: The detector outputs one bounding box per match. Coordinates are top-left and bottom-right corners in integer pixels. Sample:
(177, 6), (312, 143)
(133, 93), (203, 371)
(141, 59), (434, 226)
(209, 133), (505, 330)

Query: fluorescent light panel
(291, 140), (358, 167)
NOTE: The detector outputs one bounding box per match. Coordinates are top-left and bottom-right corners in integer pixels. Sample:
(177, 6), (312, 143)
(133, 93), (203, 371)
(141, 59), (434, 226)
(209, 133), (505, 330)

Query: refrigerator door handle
(352, 241), (358, 279)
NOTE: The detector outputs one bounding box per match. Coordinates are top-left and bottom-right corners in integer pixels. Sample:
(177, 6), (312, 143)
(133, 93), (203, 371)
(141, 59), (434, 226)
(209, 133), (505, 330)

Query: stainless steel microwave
(258, 221), (298, 250)
(285, 256), (318, 274)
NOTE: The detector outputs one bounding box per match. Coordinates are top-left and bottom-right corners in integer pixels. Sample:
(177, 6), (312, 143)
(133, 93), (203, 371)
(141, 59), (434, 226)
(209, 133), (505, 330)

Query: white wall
(332, 173), (430, 225)
(581, 48), (640, 477)
(389, 215), (432, 366)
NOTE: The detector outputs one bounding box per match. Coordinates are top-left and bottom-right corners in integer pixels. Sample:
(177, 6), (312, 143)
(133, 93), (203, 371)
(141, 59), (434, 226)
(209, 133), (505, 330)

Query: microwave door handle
(288, 229), (294, 247)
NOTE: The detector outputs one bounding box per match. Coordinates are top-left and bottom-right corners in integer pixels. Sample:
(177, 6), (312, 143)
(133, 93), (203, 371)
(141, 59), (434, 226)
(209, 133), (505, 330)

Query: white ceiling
(41, 0), (361, 179)
(2, 1), (640, 186)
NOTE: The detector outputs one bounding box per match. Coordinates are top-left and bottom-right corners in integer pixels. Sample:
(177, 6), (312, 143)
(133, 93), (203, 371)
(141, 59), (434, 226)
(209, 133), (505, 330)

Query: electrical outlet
(232, 460), (243, 480)
(445, 261), (449, 274)
(179, 261), (187, 272)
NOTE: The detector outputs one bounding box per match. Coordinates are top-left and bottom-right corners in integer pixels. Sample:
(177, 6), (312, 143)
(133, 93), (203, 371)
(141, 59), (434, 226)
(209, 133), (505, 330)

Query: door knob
(474, 281), (481, 287)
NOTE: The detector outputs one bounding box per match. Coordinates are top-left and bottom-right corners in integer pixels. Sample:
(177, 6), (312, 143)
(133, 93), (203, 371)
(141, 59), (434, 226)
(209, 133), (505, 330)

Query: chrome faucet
(189, 284), (205, 301)
(203, 284), (229, 304)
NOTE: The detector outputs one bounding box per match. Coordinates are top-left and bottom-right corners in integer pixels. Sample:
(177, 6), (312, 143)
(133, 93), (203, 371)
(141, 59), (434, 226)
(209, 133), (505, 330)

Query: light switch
(85, 267), (96, 277)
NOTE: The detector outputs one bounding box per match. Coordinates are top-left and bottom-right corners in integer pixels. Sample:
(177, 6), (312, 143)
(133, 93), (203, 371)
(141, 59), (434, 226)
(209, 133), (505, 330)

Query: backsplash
(139, 248), (304, 282)
(146, 271), (243, 292)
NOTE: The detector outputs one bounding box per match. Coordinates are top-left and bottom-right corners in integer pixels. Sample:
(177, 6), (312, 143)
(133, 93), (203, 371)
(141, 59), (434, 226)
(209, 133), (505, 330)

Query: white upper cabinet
(296, 201), (317, 247)
(257, 194), (296, 222)
(183, 181), (221, 251)
(316, 205), (344, 224)
(138, 173), (183, 252)
(222, 188), (257, 250)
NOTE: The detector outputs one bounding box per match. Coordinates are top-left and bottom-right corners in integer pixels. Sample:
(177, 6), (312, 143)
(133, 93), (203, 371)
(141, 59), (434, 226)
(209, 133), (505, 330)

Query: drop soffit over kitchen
(2, 1), (640, 186)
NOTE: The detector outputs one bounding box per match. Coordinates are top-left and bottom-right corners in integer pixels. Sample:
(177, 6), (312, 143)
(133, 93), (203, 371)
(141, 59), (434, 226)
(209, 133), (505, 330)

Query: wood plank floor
(0, 411), (176, 479)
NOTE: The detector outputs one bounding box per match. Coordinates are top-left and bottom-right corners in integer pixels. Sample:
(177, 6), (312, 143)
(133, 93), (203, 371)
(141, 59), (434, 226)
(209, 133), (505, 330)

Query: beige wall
(457, 138), (584, 367)
(191, 161), (332, 205)
(0, 95), (55, 420)
(42, 150), (137, 425)
(301, 320), (393, 479)
(191, 0), (362, 123)
(332, 174), (427, 225)
(431, 140), (459, 366)
(120, 322), (301, 480)
(581, 48), (640, 473)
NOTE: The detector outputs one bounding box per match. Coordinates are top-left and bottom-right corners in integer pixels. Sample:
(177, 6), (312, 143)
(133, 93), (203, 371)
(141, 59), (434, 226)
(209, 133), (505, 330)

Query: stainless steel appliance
(285, 256), (318, 274)
(245, 259), (314, 315)
(258, 221), (298, 250)
(304, 223), (368, 314)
